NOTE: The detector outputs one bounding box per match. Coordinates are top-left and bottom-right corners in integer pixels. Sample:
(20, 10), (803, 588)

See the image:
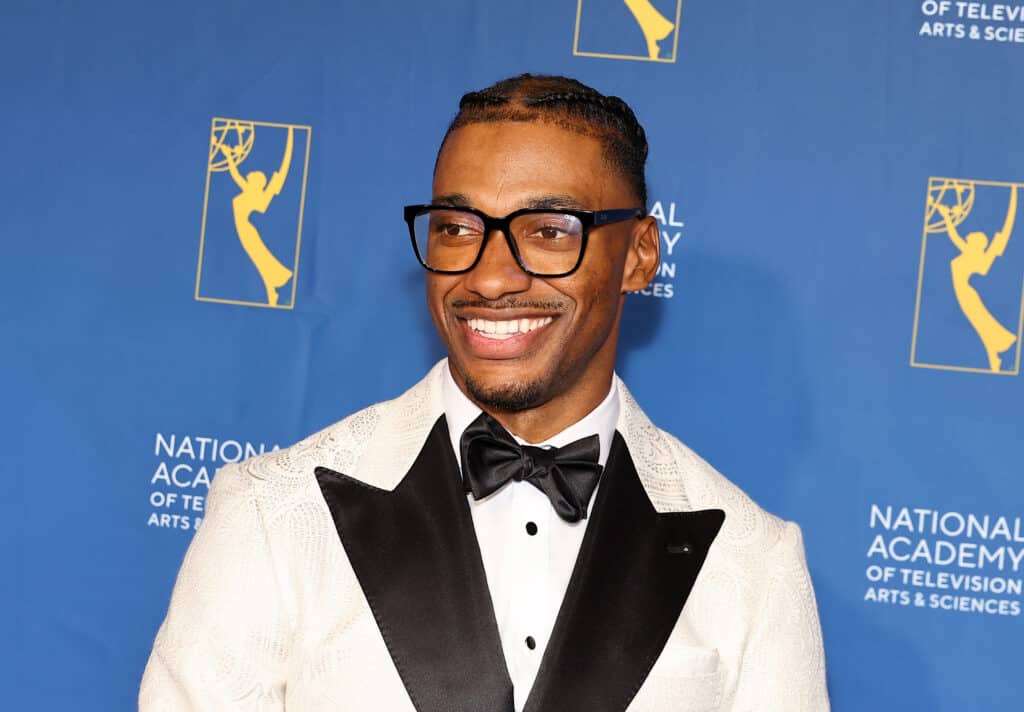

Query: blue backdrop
(4, 0), (1023, 709)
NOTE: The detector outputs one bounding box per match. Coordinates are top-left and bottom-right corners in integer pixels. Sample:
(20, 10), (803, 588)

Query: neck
(451, 336), (619, 443)
(483, 372), (615, 443)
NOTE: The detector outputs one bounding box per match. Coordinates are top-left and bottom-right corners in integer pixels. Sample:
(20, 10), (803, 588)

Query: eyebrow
(432, 193), (472, 208)
(524, 194), (587, 210)
(431, 193), (588, 211)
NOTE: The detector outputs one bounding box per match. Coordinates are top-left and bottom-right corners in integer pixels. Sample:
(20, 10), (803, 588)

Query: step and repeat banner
(4, 0), (1022, 709)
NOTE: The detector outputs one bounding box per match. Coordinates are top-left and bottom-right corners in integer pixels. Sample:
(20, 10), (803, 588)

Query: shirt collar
(441, 362), (620, 470)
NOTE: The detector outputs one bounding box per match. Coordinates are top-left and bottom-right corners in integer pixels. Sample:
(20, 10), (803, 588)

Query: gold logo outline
(910, 176), (1024, 376)
(195, 117), (313, 310)
(573, 0), (683, 63)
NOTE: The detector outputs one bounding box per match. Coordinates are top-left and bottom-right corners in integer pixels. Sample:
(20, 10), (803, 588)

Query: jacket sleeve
(139, 463), (291, 711)
(731, 522), (830, 712)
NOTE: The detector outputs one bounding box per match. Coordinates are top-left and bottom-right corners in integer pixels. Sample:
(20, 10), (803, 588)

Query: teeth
(467, 317), (553, 340)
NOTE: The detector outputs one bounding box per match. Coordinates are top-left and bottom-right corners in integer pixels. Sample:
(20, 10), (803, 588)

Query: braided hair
(438, 74), (649, 208)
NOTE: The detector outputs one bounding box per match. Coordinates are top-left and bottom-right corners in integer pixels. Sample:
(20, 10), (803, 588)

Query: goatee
(462, 375), (546, 413)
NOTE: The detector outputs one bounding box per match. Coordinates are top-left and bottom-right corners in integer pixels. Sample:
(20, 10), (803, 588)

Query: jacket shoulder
(655, 426), (791, 558)
(224, 362), (446, 494)
(232, 400), (388, 487)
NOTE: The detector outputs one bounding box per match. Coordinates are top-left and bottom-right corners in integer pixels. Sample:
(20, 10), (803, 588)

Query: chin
(450, 350), (557, 411)
(459, 366), (550, 413)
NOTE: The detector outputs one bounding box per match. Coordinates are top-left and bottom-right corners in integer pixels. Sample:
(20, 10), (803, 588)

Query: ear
(620, 215), (660, 293)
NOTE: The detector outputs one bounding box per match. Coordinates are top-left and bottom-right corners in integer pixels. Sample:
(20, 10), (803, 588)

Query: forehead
(432, 121), (629, 213)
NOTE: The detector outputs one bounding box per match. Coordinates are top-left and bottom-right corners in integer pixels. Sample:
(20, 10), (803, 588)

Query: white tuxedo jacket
(140, 361), (829, 711)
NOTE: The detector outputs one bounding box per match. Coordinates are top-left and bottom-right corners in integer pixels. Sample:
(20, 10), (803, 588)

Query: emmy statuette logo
(196, 118), (312, 309)
(911, 177), (1024, 375)
(574, 0), (682, 63)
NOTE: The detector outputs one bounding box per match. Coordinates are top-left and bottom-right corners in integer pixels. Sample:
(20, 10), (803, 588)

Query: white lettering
(667, 202), (684, 227)
(662, 231), (682, 256)
(649, 201), (666, 224)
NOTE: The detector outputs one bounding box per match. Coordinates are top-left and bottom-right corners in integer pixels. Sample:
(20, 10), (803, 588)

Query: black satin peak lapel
(315, 416), (514, 712)
(524, 433), (725, 712)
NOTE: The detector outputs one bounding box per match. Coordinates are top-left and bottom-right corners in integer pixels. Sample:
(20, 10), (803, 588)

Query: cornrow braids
(438, 74), (649, 208)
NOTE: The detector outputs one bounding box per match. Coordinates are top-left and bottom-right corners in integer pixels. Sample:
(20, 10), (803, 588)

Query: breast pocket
(629, 645), (724, 712)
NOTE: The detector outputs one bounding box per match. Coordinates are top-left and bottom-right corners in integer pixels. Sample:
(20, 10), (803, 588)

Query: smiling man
(141, 75), (829, 712)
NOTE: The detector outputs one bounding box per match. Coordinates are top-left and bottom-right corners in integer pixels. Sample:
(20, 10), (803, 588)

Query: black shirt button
(526, 636), (536, 650)
(525, 521), (538, 536)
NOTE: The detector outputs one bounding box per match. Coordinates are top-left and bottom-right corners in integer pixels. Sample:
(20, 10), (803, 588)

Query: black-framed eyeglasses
(404, 204), (644, 278)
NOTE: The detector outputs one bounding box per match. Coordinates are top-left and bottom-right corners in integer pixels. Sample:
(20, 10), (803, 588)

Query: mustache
(450, 297), (569, 311)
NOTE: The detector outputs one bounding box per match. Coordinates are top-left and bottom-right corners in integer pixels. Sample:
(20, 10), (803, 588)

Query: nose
(461, 229), (532, 300)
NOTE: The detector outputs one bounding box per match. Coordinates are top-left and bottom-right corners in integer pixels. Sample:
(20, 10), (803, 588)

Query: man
(141, 74), (829, 711)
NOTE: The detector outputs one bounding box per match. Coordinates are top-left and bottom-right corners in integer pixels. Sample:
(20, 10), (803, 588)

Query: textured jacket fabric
(140, 360), (830, 711)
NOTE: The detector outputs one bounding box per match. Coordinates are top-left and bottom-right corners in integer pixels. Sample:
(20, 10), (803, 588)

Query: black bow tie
(459, 412), (603, 523)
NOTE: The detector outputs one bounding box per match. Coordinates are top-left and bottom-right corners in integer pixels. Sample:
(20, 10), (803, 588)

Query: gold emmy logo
(196, 118), (312, 309)
(574, 0), (682, 63)
(911, 177), (1024, 374)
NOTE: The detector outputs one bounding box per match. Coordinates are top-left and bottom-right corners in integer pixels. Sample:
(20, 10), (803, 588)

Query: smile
(466, 317), (554, 340)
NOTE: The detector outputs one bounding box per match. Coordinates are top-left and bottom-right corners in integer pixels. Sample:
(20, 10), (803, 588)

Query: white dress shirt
(441, 367), (619, 712)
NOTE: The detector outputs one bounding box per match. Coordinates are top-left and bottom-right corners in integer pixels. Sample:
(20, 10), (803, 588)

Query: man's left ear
(621, 215), (660, 293)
